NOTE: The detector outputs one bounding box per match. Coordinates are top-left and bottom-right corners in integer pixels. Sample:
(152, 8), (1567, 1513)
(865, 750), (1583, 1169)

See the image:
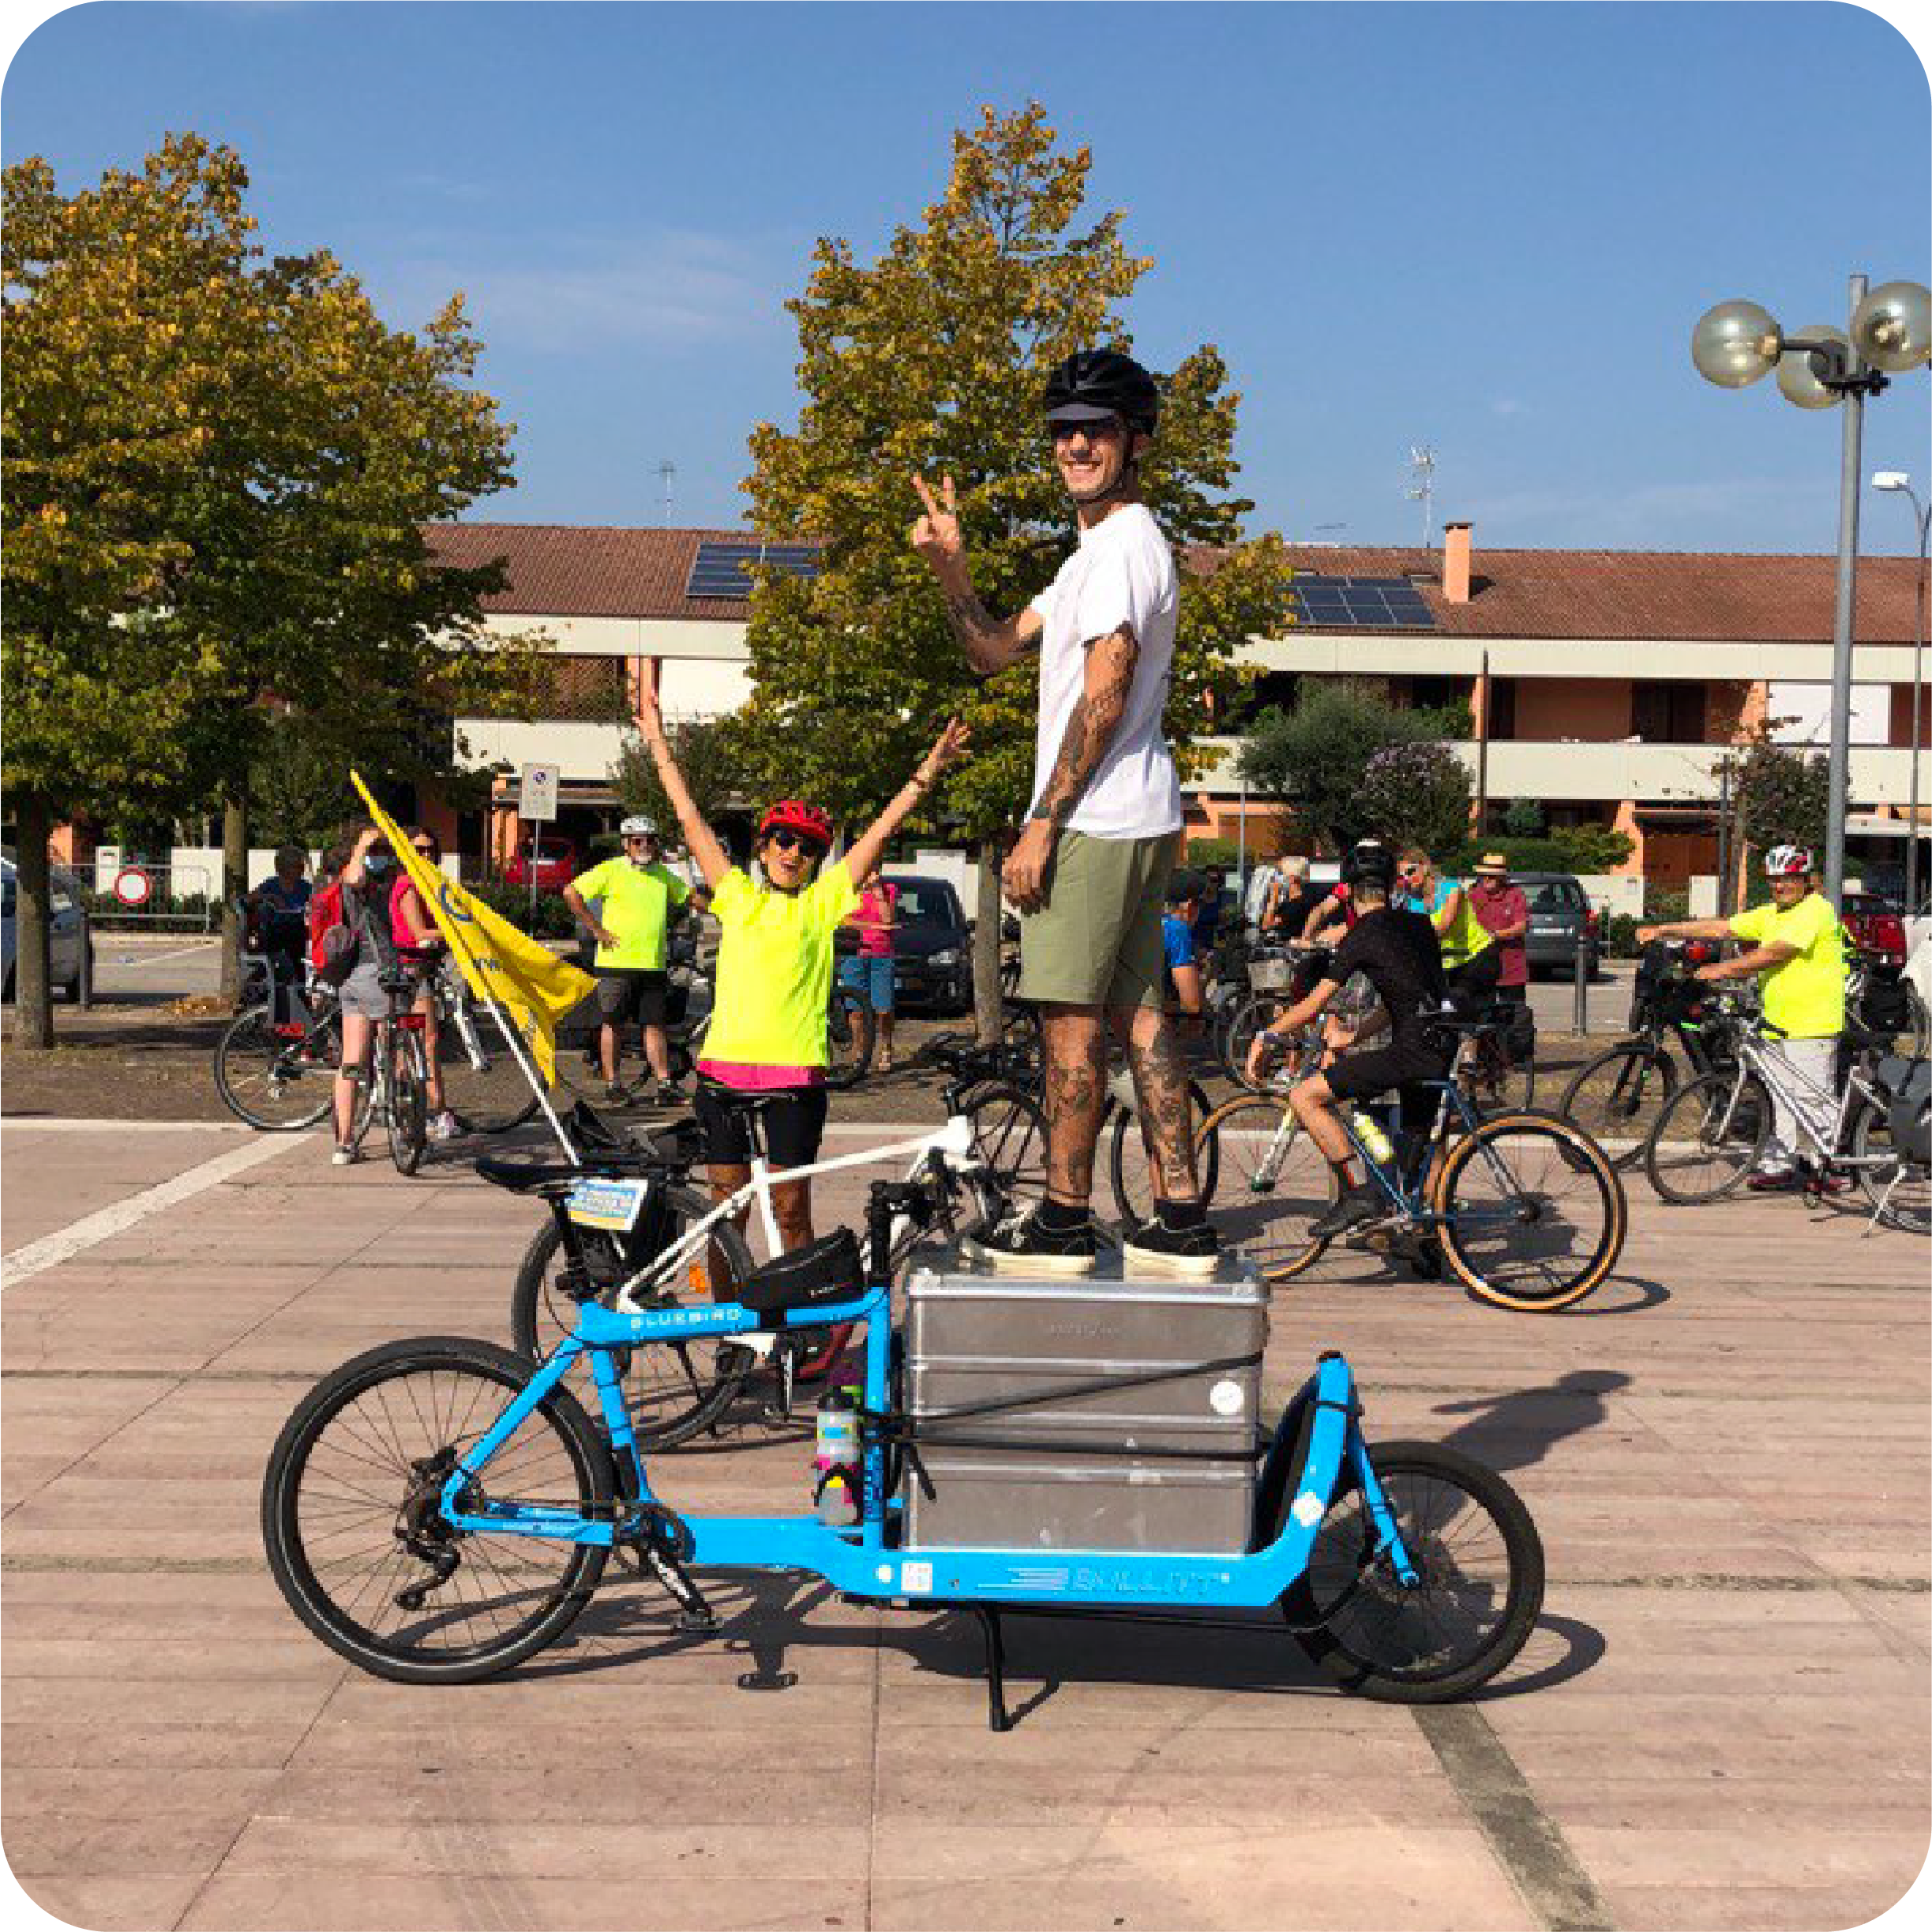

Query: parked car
(1842, 883), (1908, 964)
(1, 855), (94, 1001)
(502, 834), (580, 891)
(1513, 871), (1600, 977)
(883, 874), (971, 1014)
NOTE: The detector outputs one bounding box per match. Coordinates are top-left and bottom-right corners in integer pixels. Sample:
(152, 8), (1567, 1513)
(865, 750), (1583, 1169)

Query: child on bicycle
(636, 681), (969, 1279)
(1246, 838), (1452, 1240)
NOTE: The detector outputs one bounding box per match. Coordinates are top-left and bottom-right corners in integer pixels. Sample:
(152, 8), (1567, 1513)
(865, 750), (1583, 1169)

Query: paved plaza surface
(1, 1113), (1926, 1932)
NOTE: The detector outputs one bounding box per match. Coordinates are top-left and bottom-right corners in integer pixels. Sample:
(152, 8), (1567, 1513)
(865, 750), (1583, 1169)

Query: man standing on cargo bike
(910, 347), (1215, 1277)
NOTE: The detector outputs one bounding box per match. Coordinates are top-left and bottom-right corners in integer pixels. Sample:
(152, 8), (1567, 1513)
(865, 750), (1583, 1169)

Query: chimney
(1442, 522), (1472, 605)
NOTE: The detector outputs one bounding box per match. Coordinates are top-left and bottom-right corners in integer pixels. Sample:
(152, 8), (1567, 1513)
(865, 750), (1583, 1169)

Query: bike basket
(738, 1225), (865, 1319)
(1247, 955), (1292, 992)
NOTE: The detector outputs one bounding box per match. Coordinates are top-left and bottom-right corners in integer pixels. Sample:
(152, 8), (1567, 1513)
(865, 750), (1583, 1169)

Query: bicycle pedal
(673, 1607), (719, 1637)
(735, 1668), (797, 1691)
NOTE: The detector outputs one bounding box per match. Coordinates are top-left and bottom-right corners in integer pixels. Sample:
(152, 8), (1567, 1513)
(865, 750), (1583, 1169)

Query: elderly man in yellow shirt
(1639, 843), (1846, 1191)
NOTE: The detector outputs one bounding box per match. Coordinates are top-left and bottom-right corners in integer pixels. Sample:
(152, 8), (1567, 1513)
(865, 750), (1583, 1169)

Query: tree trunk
(973, 835), (1005, 1045)
(11, 792), (55, 1049)
(220, 793), (249, 1007)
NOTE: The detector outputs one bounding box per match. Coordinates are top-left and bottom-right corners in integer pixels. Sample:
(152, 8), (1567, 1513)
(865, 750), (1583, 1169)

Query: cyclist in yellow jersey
(1640, 844), (1847, 1192)
(636, 680), (969, 1264)
(1399, 849), (1500, 1012)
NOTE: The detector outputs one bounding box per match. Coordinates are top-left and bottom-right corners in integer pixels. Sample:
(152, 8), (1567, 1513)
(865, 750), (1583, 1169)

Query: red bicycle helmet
(758, 798), (832, 848)
(1763, 843), (1814, 878)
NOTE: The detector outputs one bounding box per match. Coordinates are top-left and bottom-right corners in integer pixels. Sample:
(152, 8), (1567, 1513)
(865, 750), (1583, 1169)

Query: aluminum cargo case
(901, 1247), (1269, 1554)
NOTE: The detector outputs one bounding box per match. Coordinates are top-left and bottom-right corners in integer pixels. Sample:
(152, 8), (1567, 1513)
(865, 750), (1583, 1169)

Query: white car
(2, 855), (93, 1002)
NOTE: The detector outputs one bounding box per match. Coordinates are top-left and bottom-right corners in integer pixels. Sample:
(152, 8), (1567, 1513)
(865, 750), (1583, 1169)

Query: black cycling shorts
(595, 968), (668, 1027)
(1325, 1031), (1452, 1119)
(1445, 947), (1502, 1012)
(696, 1080), (829, 1170)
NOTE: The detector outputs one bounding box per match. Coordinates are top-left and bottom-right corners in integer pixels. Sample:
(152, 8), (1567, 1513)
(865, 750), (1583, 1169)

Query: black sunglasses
(766, 828), (825, 856)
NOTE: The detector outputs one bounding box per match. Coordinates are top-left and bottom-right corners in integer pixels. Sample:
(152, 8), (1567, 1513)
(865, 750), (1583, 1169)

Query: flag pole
(461, 962), (580, 1165)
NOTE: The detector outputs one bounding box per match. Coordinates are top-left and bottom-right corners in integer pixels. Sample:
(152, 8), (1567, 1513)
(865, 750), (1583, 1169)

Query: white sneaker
(428, 1111), (461, 1143)
(331, 1145), (358, 1167)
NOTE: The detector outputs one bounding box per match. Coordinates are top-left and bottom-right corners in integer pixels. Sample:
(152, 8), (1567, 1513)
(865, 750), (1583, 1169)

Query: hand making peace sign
(908, 473), (966, 571)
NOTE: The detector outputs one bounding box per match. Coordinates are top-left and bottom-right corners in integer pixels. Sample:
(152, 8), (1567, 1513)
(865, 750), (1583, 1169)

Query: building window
(1631, 681), (1707, 743)
(1486, 677), (1517, 741)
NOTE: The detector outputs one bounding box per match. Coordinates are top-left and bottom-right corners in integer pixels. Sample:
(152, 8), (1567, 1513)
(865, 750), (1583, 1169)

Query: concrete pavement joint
(1415, 1703), (1617, 1932)
(1, 1133), (301, 1285)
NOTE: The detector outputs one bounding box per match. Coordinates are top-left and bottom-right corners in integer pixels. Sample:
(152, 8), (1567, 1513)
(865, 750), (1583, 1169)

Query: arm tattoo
(1033, 625), (1139, 828)
(942, 584), (1028, 676)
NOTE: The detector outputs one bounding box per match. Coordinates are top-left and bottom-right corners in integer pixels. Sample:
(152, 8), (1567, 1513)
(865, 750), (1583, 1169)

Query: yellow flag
(350, 774), (595, 1091)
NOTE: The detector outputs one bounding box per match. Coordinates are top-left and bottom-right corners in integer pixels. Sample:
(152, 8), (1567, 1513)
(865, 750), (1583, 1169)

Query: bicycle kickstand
(974, 1607), (1012, 1733)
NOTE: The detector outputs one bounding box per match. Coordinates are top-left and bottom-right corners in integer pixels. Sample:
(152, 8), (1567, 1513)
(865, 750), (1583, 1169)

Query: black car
(1514, 872), (1601, 977)
(884, 874), (971, 1014)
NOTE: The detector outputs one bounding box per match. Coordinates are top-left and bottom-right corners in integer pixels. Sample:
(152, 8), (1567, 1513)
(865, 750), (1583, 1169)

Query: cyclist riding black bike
(1245, 838), (1452, 1240)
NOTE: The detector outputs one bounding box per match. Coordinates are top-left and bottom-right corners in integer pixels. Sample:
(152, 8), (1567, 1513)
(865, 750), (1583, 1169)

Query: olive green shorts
(1017, 830), (1178, 1011)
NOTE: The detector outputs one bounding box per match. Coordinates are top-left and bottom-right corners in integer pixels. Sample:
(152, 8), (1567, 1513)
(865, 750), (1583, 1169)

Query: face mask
(365, 856), (394, 880)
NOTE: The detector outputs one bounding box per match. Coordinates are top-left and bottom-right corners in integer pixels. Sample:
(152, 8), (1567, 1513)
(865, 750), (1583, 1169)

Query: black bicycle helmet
(1340, 838), (1396, 891)
(1043, 348), (1161, 436)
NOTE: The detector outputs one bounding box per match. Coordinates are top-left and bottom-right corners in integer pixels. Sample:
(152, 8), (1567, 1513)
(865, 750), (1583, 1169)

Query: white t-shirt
(1024, 503), (1184, 840)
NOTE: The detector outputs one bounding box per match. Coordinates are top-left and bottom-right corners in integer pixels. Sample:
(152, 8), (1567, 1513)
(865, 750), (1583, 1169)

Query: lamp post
(1691, 276), (1932, 906)
(1873, 472), (1932, 911)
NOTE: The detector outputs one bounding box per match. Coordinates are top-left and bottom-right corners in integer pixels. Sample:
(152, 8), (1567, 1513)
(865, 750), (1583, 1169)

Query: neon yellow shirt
(572, 857), (690, 970)
(1438, 883), (1495, 968)
(1729, 893), (1845, 1038)
(703, 863), (860, 1068)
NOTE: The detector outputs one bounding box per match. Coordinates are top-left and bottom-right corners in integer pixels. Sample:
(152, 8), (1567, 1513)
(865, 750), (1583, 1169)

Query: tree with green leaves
(1356, 740), (1474, 858)
(733, 104), (1290, 1037)
(1237, 681), (1469, 854)
(3, 133), (538, 1035)
(610, 715), (745, 850)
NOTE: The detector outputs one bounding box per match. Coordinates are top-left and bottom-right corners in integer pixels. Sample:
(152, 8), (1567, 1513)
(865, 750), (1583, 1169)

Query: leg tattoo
(1040, 1005), (1108, 1205)
(1127, 1012), (1200, 1201)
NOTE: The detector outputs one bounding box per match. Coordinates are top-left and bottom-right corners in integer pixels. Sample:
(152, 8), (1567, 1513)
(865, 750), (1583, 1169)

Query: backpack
(308, 882), (360, 985)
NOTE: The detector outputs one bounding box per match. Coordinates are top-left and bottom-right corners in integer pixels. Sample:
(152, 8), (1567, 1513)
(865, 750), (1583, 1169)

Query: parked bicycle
(509, 1093), (1009, 1447)
(1199, 1009), (1625, 1310)
(1641, 995), (1930, 1232)
(1555, 939), (1738, 1171)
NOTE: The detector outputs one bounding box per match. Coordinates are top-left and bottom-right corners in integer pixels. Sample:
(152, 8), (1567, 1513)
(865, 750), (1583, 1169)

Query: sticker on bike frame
(901, 1561), (933, 1594)
(1290, 1491), (1324, 1529)
(565, 1176), (651, 1232)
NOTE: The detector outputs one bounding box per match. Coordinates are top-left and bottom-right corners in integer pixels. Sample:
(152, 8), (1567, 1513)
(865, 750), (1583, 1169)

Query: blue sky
(6, 2), (1928, 555)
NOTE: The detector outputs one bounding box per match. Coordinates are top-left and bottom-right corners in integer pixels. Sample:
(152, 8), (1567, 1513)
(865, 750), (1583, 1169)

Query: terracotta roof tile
(426, 522), (1922, 645)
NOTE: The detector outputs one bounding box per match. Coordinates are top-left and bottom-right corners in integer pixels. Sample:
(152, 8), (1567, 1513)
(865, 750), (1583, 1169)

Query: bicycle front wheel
(1435, 1112), (1624, 1311)
(964, 1083), (1049, 1206)
(1221, 992), (1283, 1089)
(440, 1004), (542, 1135)
(1282, 1440), (1544, 1702)
(1644, 1071), (1770, 1205)
(508, 1189), (760, 1449)
(388, 1033), (430, 1176)
(1195, 1094), (1337, 1281)
(1557, 1044), (1675, 1172)
(213, 1002), (339, 1131)
(261, 1337), (612, 1684)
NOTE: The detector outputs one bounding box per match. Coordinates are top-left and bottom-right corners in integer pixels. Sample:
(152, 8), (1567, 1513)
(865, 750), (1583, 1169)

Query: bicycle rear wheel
(1644, 1071), (1770, 1204)
(825, 987), (876, 1090)
(388, 1032), (430, 1176)
(1282, 1440), (1544, 1702)
(261, 1336), (611, 1684)
(964, 1084), (1049, 1205)
(508, 1191), (760, 1448)
(1106, 1079), (1223, 1225)
(1557, 1044), (1675, 1172)
(439, 1004), (542, 1135)
(1465, 1034), (1536, 1116)
(1195, 1094), (1337, 1281)
(1851, 1099), (1930, 1236)
(1435, 1112), (1624, 1311)
(213, 1001), (339, 1131)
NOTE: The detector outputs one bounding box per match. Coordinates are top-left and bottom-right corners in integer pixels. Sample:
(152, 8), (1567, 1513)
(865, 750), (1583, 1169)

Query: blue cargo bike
(262, 1100), (1545, 1728)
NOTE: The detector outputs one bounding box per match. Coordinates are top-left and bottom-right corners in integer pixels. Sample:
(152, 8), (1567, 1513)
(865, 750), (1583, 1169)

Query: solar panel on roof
(685, 541), (823, 601)
(1289, 574), (1435, 629)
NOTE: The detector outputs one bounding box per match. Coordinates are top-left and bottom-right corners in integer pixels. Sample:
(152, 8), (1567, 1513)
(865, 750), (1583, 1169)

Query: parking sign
(520, 763), (560, 823)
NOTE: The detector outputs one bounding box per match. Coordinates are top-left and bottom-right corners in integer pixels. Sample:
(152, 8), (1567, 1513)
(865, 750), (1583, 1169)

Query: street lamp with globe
(1690, 276), (1931, 905)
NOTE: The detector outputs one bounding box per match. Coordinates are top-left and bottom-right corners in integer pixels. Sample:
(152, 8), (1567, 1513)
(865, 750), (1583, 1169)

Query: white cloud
(377, 227), (782, 353)
(1491, 397), (1530, 418)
